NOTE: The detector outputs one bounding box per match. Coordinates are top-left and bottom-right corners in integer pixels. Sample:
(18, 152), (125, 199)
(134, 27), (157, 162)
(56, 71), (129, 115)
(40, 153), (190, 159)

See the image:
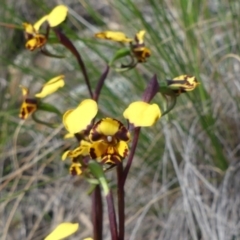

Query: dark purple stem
(117, 164), (125, 240)
(106, 191), (118, 240)
(92, 185), (103, 240)
(122, 127), (141, 185)
(53, 29), (93, 98)
(142, 74), (159, 103)
(93, 65), (110, 102)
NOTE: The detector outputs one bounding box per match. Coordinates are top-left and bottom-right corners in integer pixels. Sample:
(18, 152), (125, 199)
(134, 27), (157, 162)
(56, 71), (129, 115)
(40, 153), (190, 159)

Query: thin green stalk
(31, 112), (57, 128)
(161, 97), (177, 117)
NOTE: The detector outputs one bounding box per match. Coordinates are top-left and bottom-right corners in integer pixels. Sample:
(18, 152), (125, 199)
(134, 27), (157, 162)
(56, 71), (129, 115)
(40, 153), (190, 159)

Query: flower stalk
(117, 163), (125, 240)
(93, 65), (110, 102)
(122, 127), (141, 185)
(92, 185), (103, 240)
(53, 29), (93, 98)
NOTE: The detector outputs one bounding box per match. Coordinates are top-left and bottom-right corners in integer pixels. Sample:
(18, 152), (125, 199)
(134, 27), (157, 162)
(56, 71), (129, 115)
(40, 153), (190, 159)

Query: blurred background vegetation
(1, 0), (240, 239)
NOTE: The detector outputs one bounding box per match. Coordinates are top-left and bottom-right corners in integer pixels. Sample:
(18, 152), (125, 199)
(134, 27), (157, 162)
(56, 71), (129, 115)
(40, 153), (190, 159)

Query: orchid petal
(35, 75), (65, 98)
(33, 15), (48, 31)
(63, 99), (98, 134)
(23, 23), (35, 34)
(47, 5), (68, 27)
(95, 31), (133, 43)
(135, 30), (146, 44)
(19, 85), (29, 97)
(123, 101), (161, 127)
(44, 222), (79, 240)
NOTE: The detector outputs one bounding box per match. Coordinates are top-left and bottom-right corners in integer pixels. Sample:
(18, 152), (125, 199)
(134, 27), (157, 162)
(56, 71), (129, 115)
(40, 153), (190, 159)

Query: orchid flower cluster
(13, 5), (199, 240)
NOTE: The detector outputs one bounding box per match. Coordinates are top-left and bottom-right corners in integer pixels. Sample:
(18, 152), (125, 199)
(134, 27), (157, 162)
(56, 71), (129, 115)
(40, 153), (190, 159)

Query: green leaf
(88, 160), (109, 196)
(38, 102), (62, 116)
(109, 47), (131, 66)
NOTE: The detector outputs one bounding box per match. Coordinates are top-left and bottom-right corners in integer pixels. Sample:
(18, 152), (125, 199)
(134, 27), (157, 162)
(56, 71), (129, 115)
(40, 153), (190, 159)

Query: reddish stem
(93, 65), (110, 102)
(106, 191), (118, 240)
(122, 127), (141, 185)
(53, 29), (93, 98)
(92, 185), (103, 240)
(117, 163), (125, 240)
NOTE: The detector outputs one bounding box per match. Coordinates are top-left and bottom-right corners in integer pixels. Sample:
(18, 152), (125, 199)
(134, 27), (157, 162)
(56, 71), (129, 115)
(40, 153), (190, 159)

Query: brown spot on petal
(19, 99), (38, 119)
(90, 130), (102, 142)
(89, 119), (103, 142)
(25, 98), (38, 104)
(102, 154), (121, 165)
(89, 147), (97, 159)
(69, 163), (82, 176)
(26, 105), (36, 114)
(123, 148), (128, 158)
(115, 125), (130, 141)
(70, 168), (77, 176)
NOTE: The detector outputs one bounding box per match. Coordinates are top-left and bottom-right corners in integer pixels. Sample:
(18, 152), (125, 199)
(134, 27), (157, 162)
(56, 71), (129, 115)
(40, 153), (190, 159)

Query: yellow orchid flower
(166, 75), (199, 95)
(23, 5), (68, 51)
(19, 85), (38, 120)
(62, 140), (91, 161)
(131, 30), (151, 62)
(62, 139), (92, 176)
(95, 29), (151, 63)
(89, 118), (130, 164)
(19, 75), (65, 120)
(63, 99), (98, 134)
(132, 46), (151, 62)
(44, 222), (79, 240)
(123, 101), (161, 127)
